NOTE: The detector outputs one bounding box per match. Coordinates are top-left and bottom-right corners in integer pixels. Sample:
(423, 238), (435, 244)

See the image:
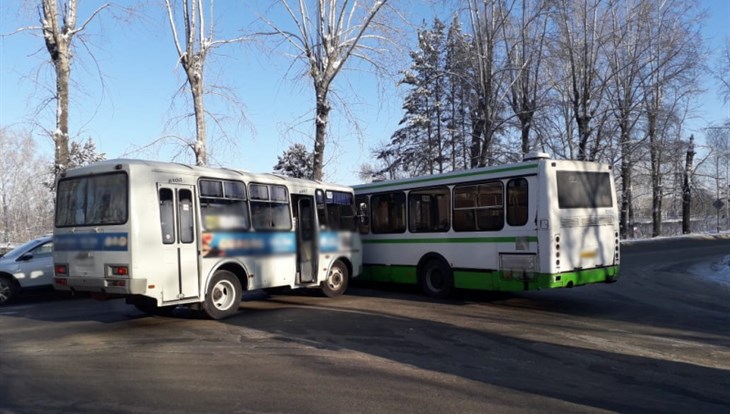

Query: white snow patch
(689, 254), (730, 288)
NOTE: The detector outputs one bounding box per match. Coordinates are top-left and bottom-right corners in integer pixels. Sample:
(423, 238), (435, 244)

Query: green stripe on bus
(359, 264), (620, 292)
(355, 163), (539, 191)
(362, 236), (539, 244)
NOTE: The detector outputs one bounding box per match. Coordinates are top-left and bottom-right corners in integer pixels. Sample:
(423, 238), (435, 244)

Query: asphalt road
(1, 236), (729, 413)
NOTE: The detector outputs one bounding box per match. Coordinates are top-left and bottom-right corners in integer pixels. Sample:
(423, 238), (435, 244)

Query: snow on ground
(620, 232), (730, 288)
(690, 254), (730, 289)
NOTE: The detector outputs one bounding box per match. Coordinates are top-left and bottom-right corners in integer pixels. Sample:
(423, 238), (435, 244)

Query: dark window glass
(453, 182), (504, 231)
(178, 189), (195, 243)
(324, 191), (356, 231)
(356, 195), (370, 234)
(250, 184), (269, 200)
(250, 184), (292, 231)
(507, 178), (529, 226)
(200, 180), (223, 197)
(557, 171), (613, 208)
(199, 179), (250, 231)
(56, 172), (128, 227)
(371, 192), (406, 234)
(408, 187), (450, 232)
(159, 188), (175, 244)
(316, 189), (327, 228)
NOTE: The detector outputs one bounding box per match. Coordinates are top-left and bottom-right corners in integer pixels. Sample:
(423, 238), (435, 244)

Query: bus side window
(316, 189), (327, 228)
(356, 196), (369, 234)
(507, 178), (528, 226)
(178, 189), (195, 243)
(159, 188), (175, 244)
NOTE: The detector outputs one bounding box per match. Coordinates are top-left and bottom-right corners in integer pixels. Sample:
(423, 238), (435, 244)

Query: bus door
(294, 195), (318, 283)
(157, 184), (200, 301)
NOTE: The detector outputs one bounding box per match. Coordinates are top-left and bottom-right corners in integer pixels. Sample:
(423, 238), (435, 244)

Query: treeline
(362, 0), (727, 239)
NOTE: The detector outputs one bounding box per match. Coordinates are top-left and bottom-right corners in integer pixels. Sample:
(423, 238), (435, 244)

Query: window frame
(452, 181), (505, 232)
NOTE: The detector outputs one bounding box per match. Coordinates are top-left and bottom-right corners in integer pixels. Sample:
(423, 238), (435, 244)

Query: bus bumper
(54, 276), (147, 295)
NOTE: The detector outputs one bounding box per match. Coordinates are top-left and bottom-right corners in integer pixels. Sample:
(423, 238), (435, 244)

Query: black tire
(419, 259), (453, 299)
(0, 276), (20, 306)
(202, 270), (242, 320)
(322, 260), (349, 298)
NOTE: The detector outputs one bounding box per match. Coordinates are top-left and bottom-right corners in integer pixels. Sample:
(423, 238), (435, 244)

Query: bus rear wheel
(420, 259), (453, 299)
(322, 260), (349, 298)
(203, 270), (242, 320)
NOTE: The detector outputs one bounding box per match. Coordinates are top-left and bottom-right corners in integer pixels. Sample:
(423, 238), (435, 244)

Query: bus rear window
(56, 172), (128, 227)
(557, 171), (613, 209)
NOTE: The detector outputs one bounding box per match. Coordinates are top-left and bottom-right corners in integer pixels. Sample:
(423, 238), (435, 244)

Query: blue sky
(1, 0), (728, 186)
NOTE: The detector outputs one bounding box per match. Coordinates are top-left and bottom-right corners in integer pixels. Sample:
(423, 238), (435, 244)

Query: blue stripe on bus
(202, 231), (349, 257)
(203, 232), (296, 257)
(54, 233), (130, 252)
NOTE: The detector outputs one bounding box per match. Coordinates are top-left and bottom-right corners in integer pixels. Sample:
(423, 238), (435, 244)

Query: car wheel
(322, 260), (349, 298)
(0, 276), (20, 306)
(202, 270), (242, 320)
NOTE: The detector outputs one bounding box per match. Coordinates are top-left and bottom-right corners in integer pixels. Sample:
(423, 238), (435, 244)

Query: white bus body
(353, 155), (620, 297)
(53, 159), (361, 318)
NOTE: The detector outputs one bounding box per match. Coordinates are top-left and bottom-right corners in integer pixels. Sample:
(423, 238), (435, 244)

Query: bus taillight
(55, 264), (68, 276)
(111, 266), (129, 276)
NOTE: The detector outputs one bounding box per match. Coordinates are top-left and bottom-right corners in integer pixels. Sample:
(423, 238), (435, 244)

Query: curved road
(1, 236), (729, 413)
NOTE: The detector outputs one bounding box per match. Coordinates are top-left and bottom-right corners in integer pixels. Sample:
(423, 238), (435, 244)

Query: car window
(31, 242), (53, 258)
(1, 239), (45, 261)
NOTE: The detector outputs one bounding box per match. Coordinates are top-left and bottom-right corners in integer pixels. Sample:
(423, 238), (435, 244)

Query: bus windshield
(56, 172), (128, 227)
(557, 171), (613, 209)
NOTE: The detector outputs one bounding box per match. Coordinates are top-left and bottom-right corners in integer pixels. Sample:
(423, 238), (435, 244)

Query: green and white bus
(353, 153), (620, 297)
(53, 159), (361, 319)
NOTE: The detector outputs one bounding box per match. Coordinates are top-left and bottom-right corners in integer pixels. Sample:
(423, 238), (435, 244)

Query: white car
(0, 236), (54, 305)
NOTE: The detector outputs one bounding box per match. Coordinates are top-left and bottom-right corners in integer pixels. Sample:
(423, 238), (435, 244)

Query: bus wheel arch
(322, 258), (349, 298)
(0, 273), (21, 306)
(212, 261), (249, 293)
(202, 269), (242, 320)
(417, 254), (454, 299)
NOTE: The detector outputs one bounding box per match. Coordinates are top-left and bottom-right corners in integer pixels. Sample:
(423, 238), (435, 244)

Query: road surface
(1, 236), (729, 413)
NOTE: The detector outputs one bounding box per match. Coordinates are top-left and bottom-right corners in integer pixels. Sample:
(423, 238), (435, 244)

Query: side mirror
(19, 253), (33, 262)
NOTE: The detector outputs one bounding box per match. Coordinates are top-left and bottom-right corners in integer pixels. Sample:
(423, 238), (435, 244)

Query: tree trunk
(54, 53), (71, 178)
(189, 72), (207, 167)
(312, 96), (330, 181)
(619, 121), (633, 239)
(648, 112), (662, 237)
(682, 135), (695, 234)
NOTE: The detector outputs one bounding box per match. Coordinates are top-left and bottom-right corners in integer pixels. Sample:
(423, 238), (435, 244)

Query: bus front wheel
(203, 270), (242, 319)
(420, 259), (453, 299)
(322, 260), (349, 298)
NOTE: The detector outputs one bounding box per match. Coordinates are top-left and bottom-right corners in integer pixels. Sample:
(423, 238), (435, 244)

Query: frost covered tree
(387, 18), (449, 177)
(68, 137), (107, 168)
(0, 128), (54, 243)
(273, 143), (313, 179)
(263, 0), (392, 181)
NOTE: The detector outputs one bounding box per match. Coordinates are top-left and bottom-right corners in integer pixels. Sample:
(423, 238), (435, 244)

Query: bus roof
(61, 158), (353, 192)
(353, 157), (611, 192)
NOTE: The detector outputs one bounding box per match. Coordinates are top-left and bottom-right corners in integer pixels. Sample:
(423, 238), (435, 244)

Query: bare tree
(0, 128), (54, 242)
(466, 0), (512, 167)
(640, 0), (703, 237)
(164, 0), (249, 167)
(717, 38), (730, 105)
(262, 0), (391, 180)
(17, 0), (110, 181)
(551, 0), (613, 161)
(501, 0), (550, 155)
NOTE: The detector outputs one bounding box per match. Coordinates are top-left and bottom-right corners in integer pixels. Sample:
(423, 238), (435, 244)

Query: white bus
(53, 159), (361, 319)
(353, 153), (620, 297)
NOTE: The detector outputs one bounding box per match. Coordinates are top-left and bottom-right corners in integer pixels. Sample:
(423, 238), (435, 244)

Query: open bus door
(293, 195), (318, 284)
(157, 184), (200, 301)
